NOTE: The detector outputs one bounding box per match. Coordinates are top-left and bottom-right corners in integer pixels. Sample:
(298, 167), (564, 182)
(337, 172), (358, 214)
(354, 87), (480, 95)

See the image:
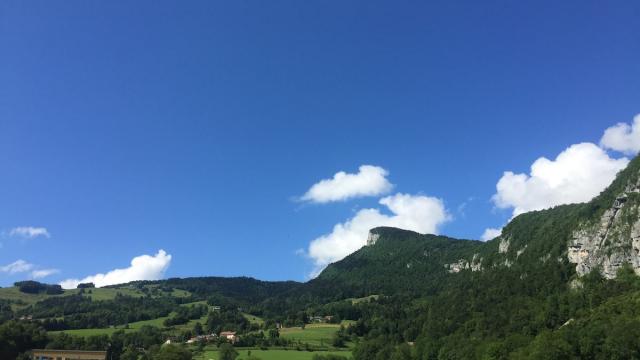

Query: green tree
(527, 331), (573, 360)
(390, 343), (412, 360)
(603, 319), (640, 360)
(332, 331), (346, 348)
(193, 322), (204, 335)
(219, 343), (238, 360)
(155, 344), (192, 360)
(0, 320), (47, 359)
(196, 341), (205, 353)
(120, 345), (141, 360)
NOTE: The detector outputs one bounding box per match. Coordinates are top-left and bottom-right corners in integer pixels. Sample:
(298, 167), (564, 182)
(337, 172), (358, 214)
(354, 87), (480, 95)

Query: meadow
(279, 324), (344, 347)
(0, 284), (180, 311)
(49, 300), (209, 337)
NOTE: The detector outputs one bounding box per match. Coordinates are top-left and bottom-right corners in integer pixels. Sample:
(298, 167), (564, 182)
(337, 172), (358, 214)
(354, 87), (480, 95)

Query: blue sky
(1, 0), (639, 286)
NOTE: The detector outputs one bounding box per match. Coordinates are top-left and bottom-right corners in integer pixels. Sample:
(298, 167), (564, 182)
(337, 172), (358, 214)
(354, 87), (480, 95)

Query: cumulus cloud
(481, 228), (502, 241)
(0, 260), (35, 274)
(60, 250), (172, 289)
(301, 165), (393, 203)
(492, 143), (628, 217)
(307, 193), (450, 277)
(9, 226), (50, 239)
(31, 268), (60, 279)
(600, 114), (640, 155)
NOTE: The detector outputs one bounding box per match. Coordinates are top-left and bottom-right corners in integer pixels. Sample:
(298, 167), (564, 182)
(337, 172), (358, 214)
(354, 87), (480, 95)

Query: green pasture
(279, 324), (343, 347)
(49, 301), (210, 337)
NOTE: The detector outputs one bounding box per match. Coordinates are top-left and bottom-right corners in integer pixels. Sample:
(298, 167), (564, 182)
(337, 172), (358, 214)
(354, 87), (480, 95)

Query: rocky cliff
(568, 178), (640, 278)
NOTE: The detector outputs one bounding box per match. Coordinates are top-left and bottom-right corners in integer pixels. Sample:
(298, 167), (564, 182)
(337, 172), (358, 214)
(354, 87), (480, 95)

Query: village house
(32, 349), (107, 360)
(220, 331), (238, 343)
(310, 315), (334, 323)
(186, 334), (217, 343)
(204, 334), (217, 341)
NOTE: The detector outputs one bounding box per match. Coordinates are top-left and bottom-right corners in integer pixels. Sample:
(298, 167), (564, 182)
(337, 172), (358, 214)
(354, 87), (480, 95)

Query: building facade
(32, 349), (107, 360)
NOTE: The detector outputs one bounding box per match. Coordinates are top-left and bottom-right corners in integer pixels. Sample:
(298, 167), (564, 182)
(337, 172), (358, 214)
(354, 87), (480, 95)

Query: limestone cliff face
(568, 179), (640, 278)
(366, 231), (381, 246)
(445, 254), (483, 273)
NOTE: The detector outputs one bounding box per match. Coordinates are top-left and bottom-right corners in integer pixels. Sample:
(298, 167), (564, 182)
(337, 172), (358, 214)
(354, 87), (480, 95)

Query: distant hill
(312, 227), (483, 297)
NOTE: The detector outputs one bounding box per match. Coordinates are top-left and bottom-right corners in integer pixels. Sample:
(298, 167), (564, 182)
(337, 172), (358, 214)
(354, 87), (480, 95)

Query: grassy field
(65, 287), (145, 300)
(49, 301), (210, 337)
(0, 284), (184, 311)
(48, 314), (190, 337)
(49, 315), (175, 337)
(194, 348), (352, 360)
(279, 324), (343, 347)
(52, 318), (345, 347)
(0, 287), (56, 310)
(243, 313), (264, 325)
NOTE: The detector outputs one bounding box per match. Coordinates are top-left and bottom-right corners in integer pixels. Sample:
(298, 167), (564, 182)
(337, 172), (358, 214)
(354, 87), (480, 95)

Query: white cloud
(481, 228), (502, 241)
(301, 165), (393, 203)
(0, 260), (34, 274)
(307, 193), (450, 277)
(492, 143), (628, 217)
(0, 260), (59, 279)
(9, 227), (50, 239)
(600, 114), (640, 155)
(31, 268), (60, 279)
(60, 250), (172, 289)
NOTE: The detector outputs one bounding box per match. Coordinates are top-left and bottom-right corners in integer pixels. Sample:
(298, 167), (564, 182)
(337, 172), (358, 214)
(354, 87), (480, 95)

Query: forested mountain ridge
(313, 227), (484, 296)
(312, 153), (640, 296)
(298, 155), (640, 358)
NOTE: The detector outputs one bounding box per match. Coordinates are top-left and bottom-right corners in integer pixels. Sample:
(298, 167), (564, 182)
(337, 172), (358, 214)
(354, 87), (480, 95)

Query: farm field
(279, 324), (343, 347)
(0, 284), (190, 312)
(0, 287), (56, 310)
(194, 348), (352, 360)
(49, 301), (210, 337)
(65, 287), (145, 300)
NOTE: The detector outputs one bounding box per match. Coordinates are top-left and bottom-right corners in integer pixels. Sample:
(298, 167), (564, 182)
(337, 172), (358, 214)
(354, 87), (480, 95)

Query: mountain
(314, 154), (640, 294)
(313, 227), (484, 296)
(297, 155), (640, 358)
(4, 156), (640, 359)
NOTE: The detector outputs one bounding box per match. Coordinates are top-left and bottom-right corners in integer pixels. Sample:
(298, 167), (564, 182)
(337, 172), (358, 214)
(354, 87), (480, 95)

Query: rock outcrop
(499, 237), (510, 254)
(366, 231), (381, 246)
(446, 254), (483, 273)
(568, 180), (640, 278)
